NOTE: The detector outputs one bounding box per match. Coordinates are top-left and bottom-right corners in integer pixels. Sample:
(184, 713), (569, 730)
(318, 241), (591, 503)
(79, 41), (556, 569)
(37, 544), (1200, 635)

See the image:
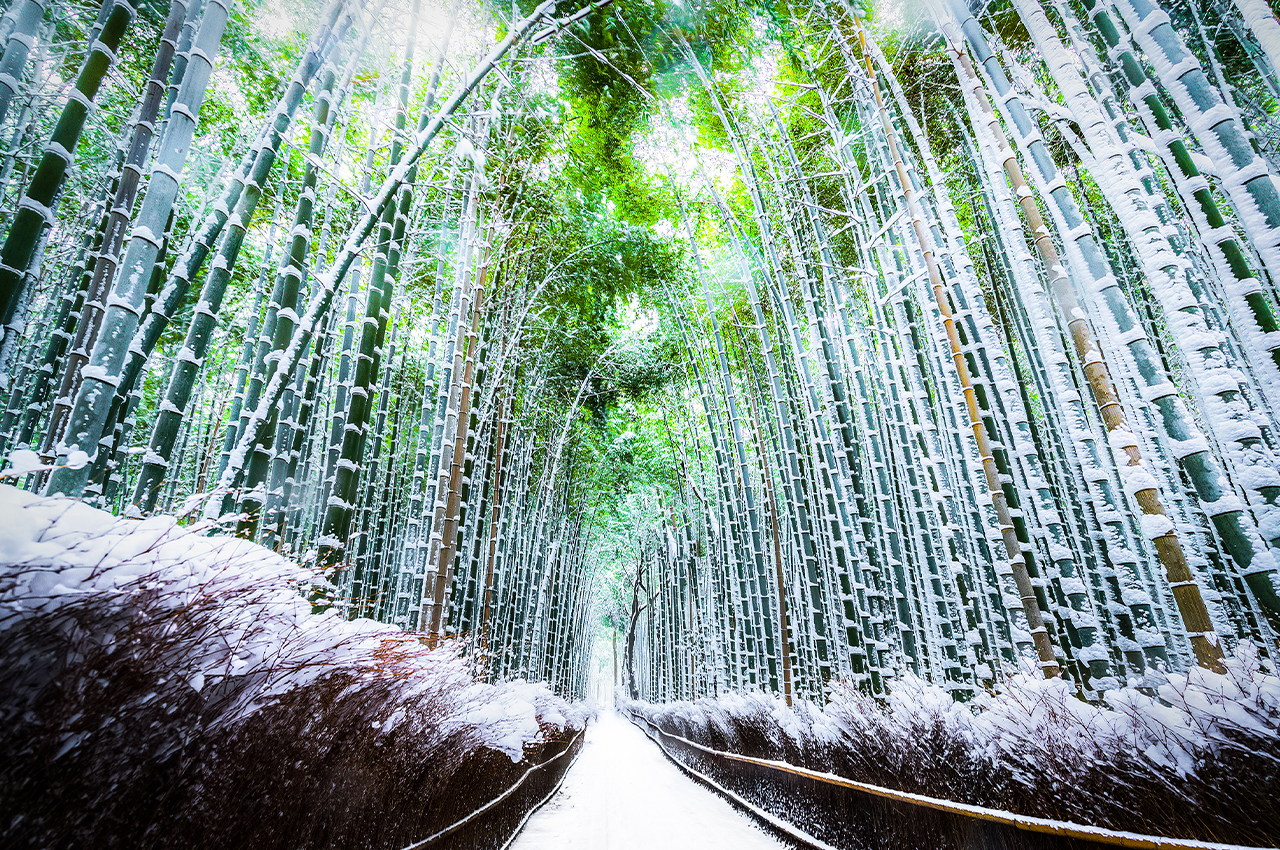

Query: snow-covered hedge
(0, 486), (584, 849)
(627, 661), (1280, 845)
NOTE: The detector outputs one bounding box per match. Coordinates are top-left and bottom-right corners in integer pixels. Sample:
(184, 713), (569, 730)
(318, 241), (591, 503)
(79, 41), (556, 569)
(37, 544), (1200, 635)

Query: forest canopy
(1, 0), (1279, 716)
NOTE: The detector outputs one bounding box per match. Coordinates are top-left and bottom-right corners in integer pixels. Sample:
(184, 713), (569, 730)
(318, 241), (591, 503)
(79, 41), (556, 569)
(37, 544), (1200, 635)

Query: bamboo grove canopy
(2, 0), (1280, 703)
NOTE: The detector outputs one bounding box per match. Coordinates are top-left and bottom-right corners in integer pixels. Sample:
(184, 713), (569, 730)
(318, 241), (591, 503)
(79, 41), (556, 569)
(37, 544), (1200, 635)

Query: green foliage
(579, 390), (691, 610)
(513, 180), (689, 417)
(545, 0), (757, 223)
(195, 0), (321, 157)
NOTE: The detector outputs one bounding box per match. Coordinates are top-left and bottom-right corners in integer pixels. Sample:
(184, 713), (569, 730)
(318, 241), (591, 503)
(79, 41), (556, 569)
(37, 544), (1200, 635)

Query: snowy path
(509, 711), (788, 850)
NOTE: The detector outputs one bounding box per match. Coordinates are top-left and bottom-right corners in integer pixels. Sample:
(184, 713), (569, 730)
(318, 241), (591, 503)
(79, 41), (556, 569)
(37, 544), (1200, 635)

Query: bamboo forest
(3, 0), (1280, 846)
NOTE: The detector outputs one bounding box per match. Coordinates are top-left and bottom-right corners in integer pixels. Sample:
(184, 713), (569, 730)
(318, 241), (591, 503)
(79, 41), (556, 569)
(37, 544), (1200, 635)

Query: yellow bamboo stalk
(851, 18), (1060, 677)
(937, 17), (1225, 672)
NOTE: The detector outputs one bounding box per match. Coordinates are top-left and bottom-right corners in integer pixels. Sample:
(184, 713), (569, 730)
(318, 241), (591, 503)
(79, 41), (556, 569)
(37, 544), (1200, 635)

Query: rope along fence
(400, 725), (585, 850)
(625, 711), (1271, 850)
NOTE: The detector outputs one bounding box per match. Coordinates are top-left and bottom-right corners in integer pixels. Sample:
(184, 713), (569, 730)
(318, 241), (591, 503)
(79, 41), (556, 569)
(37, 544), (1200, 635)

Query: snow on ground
(509, 710), (787, 850)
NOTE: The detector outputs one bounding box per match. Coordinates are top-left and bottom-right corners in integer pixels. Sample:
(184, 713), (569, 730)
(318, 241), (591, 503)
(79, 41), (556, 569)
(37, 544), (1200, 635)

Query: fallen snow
(632, 659), (1280, 796)
(509, 711), (787, 850)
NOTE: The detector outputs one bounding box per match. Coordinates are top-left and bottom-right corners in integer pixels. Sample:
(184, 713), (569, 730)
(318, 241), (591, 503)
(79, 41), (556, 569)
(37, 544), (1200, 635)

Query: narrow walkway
(510, 711), (788, 850)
